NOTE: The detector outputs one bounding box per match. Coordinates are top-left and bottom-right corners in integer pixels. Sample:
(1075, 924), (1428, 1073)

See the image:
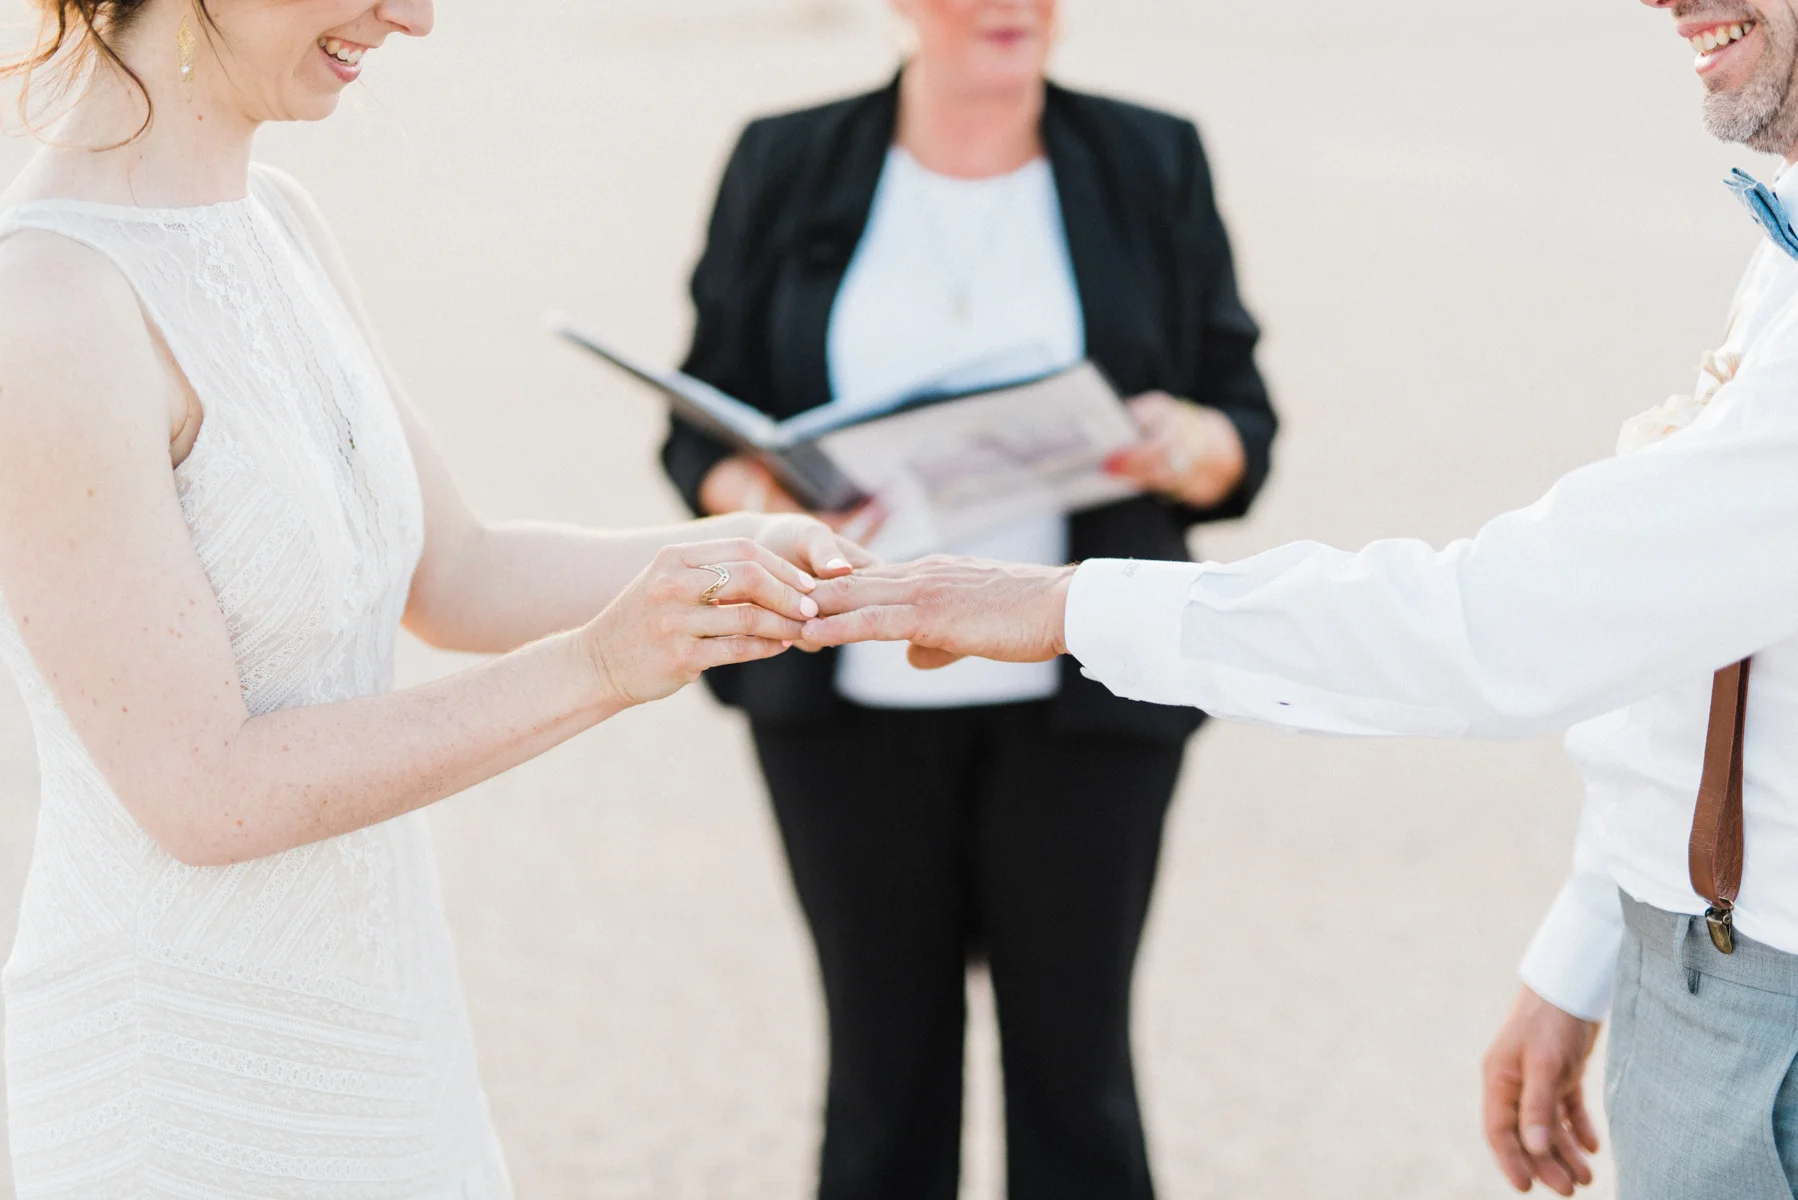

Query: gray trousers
(1608, 894), (1798, 1199)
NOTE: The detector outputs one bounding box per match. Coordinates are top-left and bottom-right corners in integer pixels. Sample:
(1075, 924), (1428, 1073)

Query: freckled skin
(0, 8), (858, 873)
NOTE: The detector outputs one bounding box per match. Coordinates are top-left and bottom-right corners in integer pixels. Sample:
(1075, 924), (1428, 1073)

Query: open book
(548, 312), (1143, 553)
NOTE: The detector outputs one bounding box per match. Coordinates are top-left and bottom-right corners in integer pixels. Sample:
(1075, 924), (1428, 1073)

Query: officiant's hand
(801, 557), (1074, 670)
(1105, 393), (1246, 509)
(701, 455), (887, 544)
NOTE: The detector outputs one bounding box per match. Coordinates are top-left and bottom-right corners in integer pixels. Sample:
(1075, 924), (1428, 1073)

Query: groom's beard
(1690, 5), (1798, 151)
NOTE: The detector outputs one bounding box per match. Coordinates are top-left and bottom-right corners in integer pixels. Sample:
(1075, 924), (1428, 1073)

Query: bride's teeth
(318, 37), (364, 66)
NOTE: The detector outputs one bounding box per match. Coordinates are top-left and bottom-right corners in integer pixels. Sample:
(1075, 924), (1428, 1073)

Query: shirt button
(1122, 561), (1139, 578)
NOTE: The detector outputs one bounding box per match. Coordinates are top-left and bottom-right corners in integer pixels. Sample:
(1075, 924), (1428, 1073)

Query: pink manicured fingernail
(801, 597), (819, 618)
(1522, 1127), (1551, 1156)
(827, 557), (852, 572)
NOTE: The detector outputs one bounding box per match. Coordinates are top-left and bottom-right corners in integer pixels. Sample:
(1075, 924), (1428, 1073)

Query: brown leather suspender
(1690, 659), (1752, 954)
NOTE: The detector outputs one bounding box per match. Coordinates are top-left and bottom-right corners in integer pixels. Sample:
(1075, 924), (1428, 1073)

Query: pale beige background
(0, 1), (1770, 1196)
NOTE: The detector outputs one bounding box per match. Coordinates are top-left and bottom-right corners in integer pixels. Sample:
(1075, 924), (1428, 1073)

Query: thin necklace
(910, 159), (1030, 324)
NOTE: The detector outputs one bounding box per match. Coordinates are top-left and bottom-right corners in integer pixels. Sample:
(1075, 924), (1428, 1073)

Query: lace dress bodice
(0, 166), (511, 1199)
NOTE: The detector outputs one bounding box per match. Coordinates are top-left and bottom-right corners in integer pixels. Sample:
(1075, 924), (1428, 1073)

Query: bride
(0, 1), (866, 1195)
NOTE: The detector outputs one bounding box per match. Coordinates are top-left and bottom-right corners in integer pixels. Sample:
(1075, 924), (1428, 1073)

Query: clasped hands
(707, 516), (1076, 672)
(587, 512), (1067, 712)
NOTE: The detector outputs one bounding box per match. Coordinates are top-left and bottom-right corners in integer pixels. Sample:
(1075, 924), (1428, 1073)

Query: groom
(800, 2), (1798, 1196)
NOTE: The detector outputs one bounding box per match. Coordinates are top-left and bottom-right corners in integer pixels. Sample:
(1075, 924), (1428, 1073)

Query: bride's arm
(260, 167), (868, 655)
(0, 235), (814, 868)
(390, 396), (850, 653)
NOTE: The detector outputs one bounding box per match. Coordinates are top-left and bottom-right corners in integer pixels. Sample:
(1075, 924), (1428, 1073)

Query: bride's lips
(317, 35), (370, 84)
(983, 27), (1032, 49)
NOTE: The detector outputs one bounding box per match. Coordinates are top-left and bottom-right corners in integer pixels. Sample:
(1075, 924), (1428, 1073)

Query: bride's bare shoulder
(0, 233), (166, 437)
(0, 230), (148, 361)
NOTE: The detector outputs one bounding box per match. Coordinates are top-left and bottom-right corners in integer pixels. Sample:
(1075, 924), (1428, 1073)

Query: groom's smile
(1684, 15), (1760, 77)
(1649, 0), (1798, 153)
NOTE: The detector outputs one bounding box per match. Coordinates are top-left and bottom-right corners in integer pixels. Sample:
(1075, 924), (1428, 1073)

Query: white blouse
(825, 147), (1085, 709)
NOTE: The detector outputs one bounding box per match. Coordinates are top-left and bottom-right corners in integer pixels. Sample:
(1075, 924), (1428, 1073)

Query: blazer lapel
(767, 78), (900, 418)
(1043, 87), (1159, 396)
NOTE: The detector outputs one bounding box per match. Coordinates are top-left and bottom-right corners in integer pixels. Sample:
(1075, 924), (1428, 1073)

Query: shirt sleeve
(1516, 802), (1624, 1021)
(1064, 301), (1798, 739)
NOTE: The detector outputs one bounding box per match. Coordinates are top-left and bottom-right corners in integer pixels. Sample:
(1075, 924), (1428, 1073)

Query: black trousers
(752, 701), (1187, 1200)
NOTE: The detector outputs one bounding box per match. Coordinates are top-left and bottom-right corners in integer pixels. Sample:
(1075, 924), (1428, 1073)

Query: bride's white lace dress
(0, 165), (513, 1198)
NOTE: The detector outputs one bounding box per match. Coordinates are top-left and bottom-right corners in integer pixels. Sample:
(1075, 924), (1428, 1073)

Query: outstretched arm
(0, 232), (818, 870)
(807, 295), (1798, 739)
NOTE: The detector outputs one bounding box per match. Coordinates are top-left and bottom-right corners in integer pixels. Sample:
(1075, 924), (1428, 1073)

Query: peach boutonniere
(1616, 347), (1741, 456)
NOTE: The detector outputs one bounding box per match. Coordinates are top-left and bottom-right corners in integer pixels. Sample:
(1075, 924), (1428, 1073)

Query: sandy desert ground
(0, 1), (1775, 1196)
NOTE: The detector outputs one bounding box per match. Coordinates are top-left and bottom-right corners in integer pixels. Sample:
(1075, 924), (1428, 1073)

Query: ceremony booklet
(547, 312), (1143, 555)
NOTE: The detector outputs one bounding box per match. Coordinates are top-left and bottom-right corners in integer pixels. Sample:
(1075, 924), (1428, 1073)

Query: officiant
(660, 2), (1275, 1194)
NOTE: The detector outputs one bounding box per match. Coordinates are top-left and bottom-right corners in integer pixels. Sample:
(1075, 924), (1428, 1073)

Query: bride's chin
(279, 91), (346, 123)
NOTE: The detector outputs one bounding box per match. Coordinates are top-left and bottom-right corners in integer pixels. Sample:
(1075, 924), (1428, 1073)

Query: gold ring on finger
(699, 563), (731, 604)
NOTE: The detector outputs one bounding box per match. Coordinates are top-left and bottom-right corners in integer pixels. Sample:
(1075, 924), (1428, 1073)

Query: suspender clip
(1705, 905), (1735, 955)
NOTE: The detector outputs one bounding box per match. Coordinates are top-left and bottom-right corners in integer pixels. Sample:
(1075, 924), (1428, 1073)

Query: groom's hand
(801, 556), (1075, 667)
(1482, 985), (1601, 1196)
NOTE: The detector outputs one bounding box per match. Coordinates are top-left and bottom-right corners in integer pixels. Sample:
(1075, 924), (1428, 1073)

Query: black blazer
(663, 75), (1277, 743)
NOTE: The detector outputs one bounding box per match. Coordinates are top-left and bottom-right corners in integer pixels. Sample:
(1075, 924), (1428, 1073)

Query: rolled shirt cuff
(1517, 875), (1624, 1022)
(1065, 558), (1207, 706)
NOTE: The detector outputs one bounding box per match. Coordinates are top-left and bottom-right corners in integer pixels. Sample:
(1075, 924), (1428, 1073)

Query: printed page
(815, 362), (1142, 557)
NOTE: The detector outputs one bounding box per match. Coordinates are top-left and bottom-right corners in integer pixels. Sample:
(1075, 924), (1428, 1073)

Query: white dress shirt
(825, 147), (1085, 709)
(1065, 166), (1798, 1021)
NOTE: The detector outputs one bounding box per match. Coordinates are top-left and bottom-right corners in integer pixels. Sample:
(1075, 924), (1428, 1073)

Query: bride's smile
(316, 35), (373, 83)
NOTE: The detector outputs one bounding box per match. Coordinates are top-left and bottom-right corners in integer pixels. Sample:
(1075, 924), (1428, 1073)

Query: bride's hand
(580, 538), (821, 706)
(747, 512), (877, 581)
(741, 513), (877, 654)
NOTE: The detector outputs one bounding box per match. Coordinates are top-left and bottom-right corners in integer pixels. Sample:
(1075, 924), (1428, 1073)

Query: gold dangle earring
(176, 4), (197, 100)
